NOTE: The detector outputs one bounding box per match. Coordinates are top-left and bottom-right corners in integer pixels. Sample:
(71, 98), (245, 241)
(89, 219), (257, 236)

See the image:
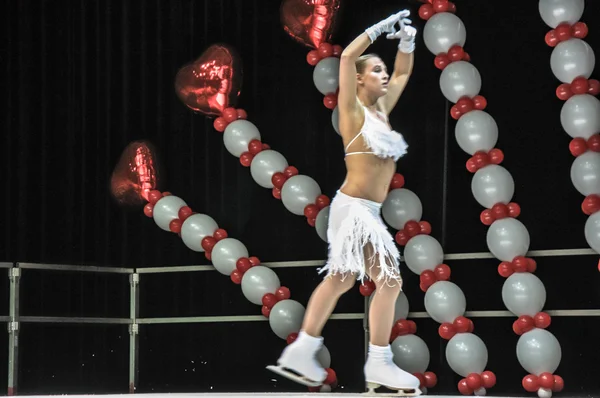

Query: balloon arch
(109, 0), (600, 396)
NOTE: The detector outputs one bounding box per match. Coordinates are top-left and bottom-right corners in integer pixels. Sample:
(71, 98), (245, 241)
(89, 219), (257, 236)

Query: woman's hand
(386, 19), (417, 54)
(365, 10), (411, 43)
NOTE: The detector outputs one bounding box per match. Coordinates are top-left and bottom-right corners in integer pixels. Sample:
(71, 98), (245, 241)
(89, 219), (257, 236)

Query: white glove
(386, 19), (417, 53)
(365, 10), (411, 43)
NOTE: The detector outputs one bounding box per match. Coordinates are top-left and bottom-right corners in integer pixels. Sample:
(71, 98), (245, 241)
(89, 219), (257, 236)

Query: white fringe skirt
(318, 190), (401, 284)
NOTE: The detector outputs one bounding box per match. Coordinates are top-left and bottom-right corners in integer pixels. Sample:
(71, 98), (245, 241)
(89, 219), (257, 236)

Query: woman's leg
(301, 272), (356, 336)
(363, 245), (421, 392)
(275, 272), (355, 383)
(364, 245), (402, 345)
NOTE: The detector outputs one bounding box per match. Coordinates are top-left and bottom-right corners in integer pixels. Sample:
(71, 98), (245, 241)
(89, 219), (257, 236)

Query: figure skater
(268, 9), (420, 396)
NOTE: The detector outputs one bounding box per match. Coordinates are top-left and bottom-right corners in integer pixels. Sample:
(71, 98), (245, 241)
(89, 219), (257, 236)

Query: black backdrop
(1, 0), (600, 396)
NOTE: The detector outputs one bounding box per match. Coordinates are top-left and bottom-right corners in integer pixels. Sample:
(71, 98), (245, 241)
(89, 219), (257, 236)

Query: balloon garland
(140, 189), (338, 392)
(539, 0), (600, 264)
(418, 0), (564, 395)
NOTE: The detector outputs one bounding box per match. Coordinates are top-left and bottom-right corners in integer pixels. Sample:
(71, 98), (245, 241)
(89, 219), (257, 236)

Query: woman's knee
(326, 272), (356, 294)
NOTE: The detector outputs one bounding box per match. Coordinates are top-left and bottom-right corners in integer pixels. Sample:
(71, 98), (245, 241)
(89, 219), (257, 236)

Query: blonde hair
(355, 53), (379, 74)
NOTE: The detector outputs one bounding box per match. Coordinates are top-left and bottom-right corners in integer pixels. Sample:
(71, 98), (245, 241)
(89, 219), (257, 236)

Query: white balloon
(313, 57), (340, 95)
(423, 12), (467, 55)
(391, 335), (430, 374)
(502, 273), (547, 316)
(439, 61), (482, 103)
(241, 266), (280, 305)
(152, 196), (187, 231)
(445, 333), (488, 377)
(382, 188), (423, 230)
(250, 150), (288, 188)
(332, 106), (340, 135)
(268, 299), (305, 340)
(223, 120), (261, 157)
(516, 329), (562, 375)
(486, 218), (530, 262)
(403, 235), (444, 274)
(180, 214), (219, 252)
(560, 94), (600, 140)
(315, 206), (330, 242)
(550, 39), (595, 84)
(539, 0), (585, 28)
(471, 165), (515, 208)
(455, 110), (499, 155)
(584, 211), (600, 253)
(570, 151), (600, 196)
(424, 281), (466, 323)
(211, 238), (249, 276)
(280, 175), (322, 216)
(317, 345), (331, 368)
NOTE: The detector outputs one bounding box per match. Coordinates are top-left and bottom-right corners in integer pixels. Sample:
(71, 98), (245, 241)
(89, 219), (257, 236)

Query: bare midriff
(340, 154), (396, 204)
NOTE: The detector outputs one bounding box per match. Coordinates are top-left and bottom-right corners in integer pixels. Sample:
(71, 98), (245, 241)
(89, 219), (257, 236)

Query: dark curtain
(1, 0), (599, 396)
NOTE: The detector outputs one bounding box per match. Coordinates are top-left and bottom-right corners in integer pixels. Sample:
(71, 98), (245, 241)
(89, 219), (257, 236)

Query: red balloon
(456, 97), (474, 114)
(534, 312), (551, 329)
(545, 30), (558, 47)
(450, 105), (462, 120)
(481, 371), (496, 388)
(143, 203), (154, 217)
(222, 107), (238, 123)
(240, 152), (254, 167)
(538, 372), (554, 389)
(588, 134), (600, 152)
(453, 316), (471, 333)
(588, 79), (600, 95)
(236, 258), (252, 273)
(280, 0), (341, 48)
(213, 117), (228, 132)
(447, 1), (456, 13)
(404, 220), (420, 237)
(271, 172), (287, 189)
(390, 173), (405, 189)
(272, 187), (282, 199)
(111, 141), (162, 206)
(394, 320), (412, 336)
(359, 280), (376, 296)
(420, 270), (436, 287)
(169, 219), (182, 234)
(249, 256), (261, 266)
(473, 151), (490, 169)
(434, 54), (450, 70)
(284, 166), (299, 177)
(498, 262), (513, 278)
(438, 323), (456, 340)
(306, 50), (320, 66)
(236, 109), (248, 120)
(480, 209), (494, 226)
(512, 256), (528, 272)
(458, 379), (473, 395)
(395, 230), (409, 246)
(472, 95), (487, 110)
(582, 194), (600, 215)
(324, 368), (337, 385)
(248, 139), (264, 155)
(174, 44), (243, 116)
(323, 93), (337, 109)
(572, 22), (589, 38)
(556, 83), (573, 100)
(526, 258), (537, 273)
(230, 270), (243, 284)
(570, 137), (588, 156)
(276, 286), (291, 300)
(304, 204), (320, 218)
(418, 4), (435, 20)
(571, 77), (590, 95)
(555, 23), (571, 41)
(434, 264), (451, 280)
(432, 0), (449, 13)
(178, 206), (193, 222)
(517, 316), (535, 333)
(522, 375), (539, 392)
(419, 221), (432, 235)
(492, 203), (509, 219)
(262, 293), (278, 309)
(332, 45), (343, 57)
(286, 332), (298, 344)
(261, 305), (271, 318)
(214, 228), (228, 241)
(448, 46), (465, 62)
(466, 373), (482, 390)
(507, 202), (521, 218)
(424, 372), (437, 388)
(316, 194), (331, 209)
(552, 375), (564, 392)
(202, 236), (217, 252)
(488, 148), (504, 164)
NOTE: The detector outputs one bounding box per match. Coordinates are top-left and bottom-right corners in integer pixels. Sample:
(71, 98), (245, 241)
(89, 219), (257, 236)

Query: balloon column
(539, 0), (600, 261)
(381, 174), (496, 396)
(139, 188), (338, 391)
(418, 0), (564, 395)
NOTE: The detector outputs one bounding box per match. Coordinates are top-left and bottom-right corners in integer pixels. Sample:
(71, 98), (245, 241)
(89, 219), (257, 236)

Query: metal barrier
(4, 248), (600, 395)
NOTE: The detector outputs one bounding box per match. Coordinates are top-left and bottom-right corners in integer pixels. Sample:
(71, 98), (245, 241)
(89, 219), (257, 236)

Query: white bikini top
(344, 106), (408, 162)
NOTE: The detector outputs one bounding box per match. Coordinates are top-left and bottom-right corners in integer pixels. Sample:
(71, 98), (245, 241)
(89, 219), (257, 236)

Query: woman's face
(358, 57), (389, 97)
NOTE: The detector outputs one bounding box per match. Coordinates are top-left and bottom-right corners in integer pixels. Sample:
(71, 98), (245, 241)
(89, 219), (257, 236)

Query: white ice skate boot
(266, 331), (327, 387)
(364, 343), (422, 396)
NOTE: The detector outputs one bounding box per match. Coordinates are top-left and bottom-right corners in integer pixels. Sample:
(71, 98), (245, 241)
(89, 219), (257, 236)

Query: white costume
(318, 105), (408, 285)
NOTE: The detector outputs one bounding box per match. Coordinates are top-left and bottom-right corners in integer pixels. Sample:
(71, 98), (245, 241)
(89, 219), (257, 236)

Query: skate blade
(364, 381), (422, 396)
(266, 365), (323, 387)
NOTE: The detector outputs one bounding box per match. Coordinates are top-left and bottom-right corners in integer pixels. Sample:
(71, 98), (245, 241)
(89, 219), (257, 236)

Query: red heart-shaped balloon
(110, 140), (163, 206)
(174, 43), (243, 117)
(280, 0), (341, 49)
